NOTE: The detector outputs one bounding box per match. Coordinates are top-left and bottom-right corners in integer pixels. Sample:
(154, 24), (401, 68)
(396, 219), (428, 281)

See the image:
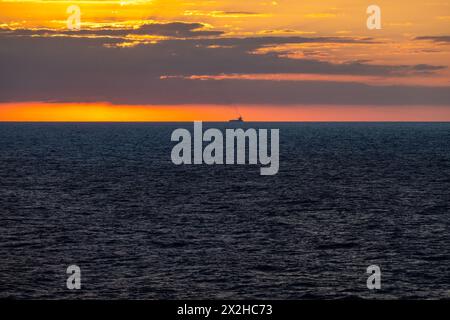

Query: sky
(0, 0), (450, 121)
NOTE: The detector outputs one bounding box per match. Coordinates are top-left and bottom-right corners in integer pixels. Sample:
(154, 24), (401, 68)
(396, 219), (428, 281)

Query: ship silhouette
(229, 116), (244, 123)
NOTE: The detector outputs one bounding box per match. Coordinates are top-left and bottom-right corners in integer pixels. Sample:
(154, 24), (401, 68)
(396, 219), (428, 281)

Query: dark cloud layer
(0, 22), (224, 38)
(0, 35), (449, 106)
(415, 36), (450, 43)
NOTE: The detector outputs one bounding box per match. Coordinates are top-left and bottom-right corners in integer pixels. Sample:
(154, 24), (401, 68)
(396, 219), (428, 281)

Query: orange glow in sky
(1, 103), (450, 122)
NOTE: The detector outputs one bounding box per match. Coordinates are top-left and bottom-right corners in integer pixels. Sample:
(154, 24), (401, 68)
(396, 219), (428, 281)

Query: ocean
(0, 122), (449, 299)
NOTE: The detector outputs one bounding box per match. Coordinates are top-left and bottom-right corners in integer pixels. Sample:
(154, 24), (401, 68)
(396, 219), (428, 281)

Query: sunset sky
(1, 0), (450, 121)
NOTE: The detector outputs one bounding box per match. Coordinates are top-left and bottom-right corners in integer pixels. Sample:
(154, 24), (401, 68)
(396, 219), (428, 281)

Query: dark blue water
(0, 123), (449, 299)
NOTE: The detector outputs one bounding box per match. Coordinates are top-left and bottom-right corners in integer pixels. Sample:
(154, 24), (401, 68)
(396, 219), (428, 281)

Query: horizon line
(1, 121), (450, 123)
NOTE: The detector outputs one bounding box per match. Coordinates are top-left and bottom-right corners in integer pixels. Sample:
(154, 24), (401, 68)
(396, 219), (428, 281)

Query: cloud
(0, 22), (224, 38)
(415, 36), (450, 43)
(183, 10), (270, 18)
(124, 22), (223, 37)
(0, 35), (448, 106)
